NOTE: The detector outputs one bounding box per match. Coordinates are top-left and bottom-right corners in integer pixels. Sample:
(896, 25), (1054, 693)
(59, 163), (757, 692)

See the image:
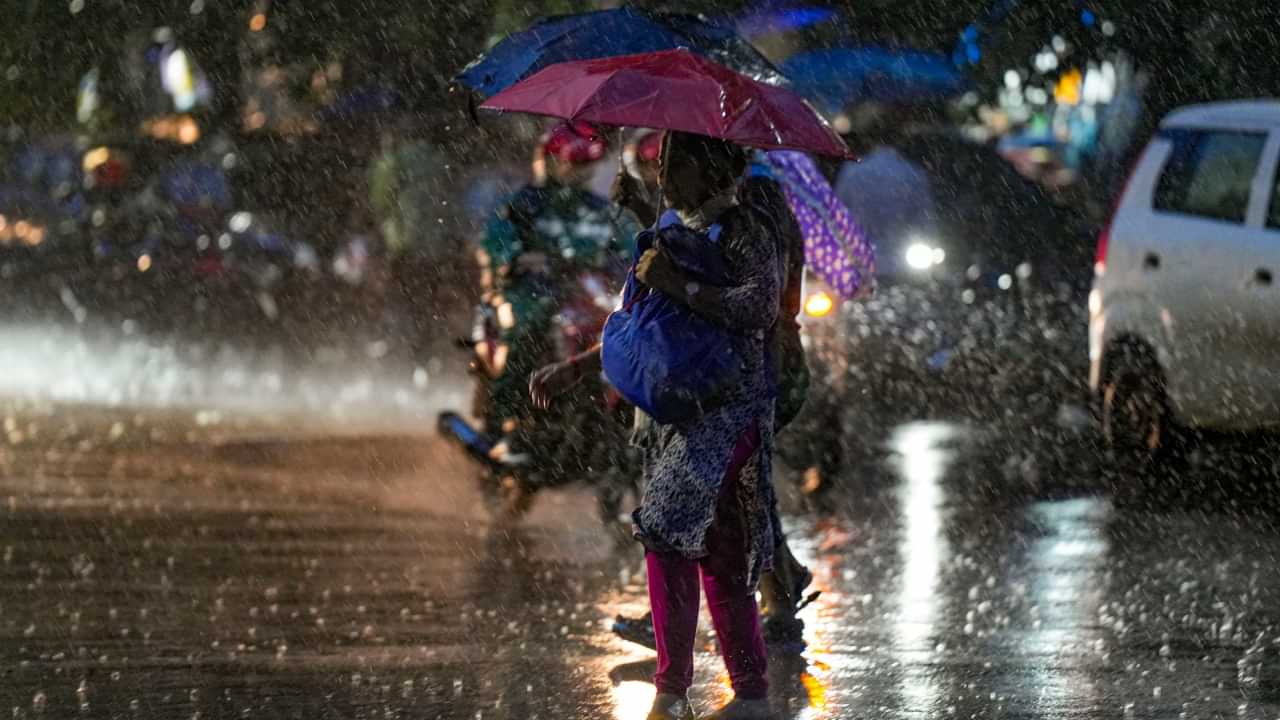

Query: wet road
(4, 401), (1280, 720)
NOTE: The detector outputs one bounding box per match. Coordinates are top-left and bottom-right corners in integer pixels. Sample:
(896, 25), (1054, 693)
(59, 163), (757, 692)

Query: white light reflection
(612, 681), (655, 720)
(891, 422), (959, 712)
(161, 48), (198, 112)
(905, 243), (937, 271)
(1024, 499), (1110, 714)
(0, 323), (468, 435)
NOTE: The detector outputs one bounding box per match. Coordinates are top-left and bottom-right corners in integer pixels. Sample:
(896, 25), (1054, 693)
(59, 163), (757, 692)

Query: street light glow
(804, 291), (834, 318)
(906, 243), (934, 270)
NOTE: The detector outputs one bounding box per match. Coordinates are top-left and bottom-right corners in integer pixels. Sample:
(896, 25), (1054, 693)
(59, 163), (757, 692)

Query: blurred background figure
(834, 103), (941, 279)
(368, 117), (468, 357)
(369, 119), (447, 262)
(458, 120), (639, 520)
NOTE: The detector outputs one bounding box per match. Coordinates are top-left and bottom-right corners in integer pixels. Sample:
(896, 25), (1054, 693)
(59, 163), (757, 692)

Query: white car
(1090, 100), (1280, 452)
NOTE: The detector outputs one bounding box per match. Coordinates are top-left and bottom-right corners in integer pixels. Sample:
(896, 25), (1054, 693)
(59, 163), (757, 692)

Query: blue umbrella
(782, 46), (970, 115)
(734, 5), (837, 39)
(455, 6), (785, 98)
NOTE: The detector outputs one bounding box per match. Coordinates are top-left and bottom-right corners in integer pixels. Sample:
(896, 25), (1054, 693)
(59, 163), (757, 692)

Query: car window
(1153, 128), (1266, 224)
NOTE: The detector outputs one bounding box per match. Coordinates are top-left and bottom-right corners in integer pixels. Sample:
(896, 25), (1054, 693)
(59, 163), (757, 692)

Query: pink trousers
(646, 427), (768, 699)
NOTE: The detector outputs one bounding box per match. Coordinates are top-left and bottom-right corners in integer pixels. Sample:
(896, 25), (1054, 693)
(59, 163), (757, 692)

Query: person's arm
(636, 211), (780, 332)
(611, 163), (657, 228)
(568, 343), (603, 377)
(529, 344), (602, 410)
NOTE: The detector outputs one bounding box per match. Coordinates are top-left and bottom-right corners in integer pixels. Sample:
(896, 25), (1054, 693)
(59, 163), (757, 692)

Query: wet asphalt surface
(3, 331), (1280, 719)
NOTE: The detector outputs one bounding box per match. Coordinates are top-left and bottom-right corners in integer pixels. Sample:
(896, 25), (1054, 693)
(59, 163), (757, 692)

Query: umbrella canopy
(755, 150), (875, 299)
(455, 6), (786, 98)
(782, 46), (969, 115)
(480, 49), (850, 158)
(734, 5), (837, 39)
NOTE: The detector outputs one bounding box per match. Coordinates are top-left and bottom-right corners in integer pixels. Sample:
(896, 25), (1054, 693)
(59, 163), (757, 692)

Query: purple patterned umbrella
(757, 150), (876, 299)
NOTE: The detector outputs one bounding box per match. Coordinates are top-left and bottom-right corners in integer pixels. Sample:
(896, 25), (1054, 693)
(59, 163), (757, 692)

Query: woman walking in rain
(532, 130), (781, 720)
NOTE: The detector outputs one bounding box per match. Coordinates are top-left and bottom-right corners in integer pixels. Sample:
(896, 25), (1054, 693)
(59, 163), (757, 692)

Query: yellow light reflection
(770, 516), (836, 717)
(149, 117), (172, 138)
(141, 115), (200, 144)
(177, 116), (201, 144)
(800, 671), (827, 711)
(1054, 68), (1083, 105)
(611, 681), (654, 720)
(82, 147), (110, 173)
(804, 291), (834, 318)
(249, 13), (267, 31)
(712, 671), (734, 707)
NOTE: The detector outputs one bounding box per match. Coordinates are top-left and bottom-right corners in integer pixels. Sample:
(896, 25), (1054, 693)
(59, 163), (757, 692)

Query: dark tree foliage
(0, 0), (498, 131)
(4, 0), (1276, 140)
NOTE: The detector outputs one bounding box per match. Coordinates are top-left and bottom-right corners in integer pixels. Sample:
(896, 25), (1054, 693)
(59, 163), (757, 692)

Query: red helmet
(635, 130), (663, 163)
(541, 121), (608, 165)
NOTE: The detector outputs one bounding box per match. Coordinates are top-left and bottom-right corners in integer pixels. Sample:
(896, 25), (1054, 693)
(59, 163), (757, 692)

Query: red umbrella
(480, 48), (851, 158)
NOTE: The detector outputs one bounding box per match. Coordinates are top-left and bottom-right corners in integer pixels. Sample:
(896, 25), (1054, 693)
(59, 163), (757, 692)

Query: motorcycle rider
(472, 120), (639, 518)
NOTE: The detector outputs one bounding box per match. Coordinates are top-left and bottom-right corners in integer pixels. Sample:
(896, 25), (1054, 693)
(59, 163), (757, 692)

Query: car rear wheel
(1100, 342), (1169, 463)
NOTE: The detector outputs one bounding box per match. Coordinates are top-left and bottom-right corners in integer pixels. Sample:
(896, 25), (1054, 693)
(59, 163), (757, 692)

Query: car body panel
(1092, 100), (1280, 430)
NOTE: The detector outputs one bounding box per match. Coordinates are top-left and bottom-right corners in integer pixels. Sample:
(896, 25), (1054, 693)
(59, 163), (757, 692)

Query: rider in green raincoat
(476, 121), (639, 478)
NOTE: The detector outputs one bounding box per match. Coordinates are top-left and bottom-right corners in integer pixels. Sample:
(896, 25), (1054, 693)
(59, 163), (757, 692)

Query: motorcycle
(438, 268), (639, 531)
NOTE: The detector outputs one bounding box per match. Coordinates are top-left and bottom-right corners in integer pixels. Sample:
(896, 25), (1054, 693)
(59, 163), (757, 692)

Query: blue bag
(601, 213), (744, 425)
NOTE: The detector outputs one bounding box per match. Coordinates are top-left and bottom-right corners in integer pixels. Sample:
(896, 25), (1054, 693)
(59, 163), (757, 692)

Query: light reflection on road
(1025, 498), (1110, 715)
(0, 322), (467, 436)
(5, 368), (1280, 720)
(612, 680), (656, 720)
(890, 421), (958, 715)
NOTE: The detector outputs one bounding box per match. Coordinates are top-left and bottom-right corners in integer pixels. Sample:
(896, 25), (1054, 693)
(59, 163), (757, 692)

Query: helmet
(622, 129), (664, 183)
(635, 130), (663, 163)
(541, 121), (608, 166)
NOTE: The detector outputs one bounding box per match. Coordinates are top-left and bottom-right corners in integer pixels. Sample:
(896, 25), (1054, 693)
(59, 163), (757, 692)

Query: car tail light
(1094, 224), (1111, 277)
